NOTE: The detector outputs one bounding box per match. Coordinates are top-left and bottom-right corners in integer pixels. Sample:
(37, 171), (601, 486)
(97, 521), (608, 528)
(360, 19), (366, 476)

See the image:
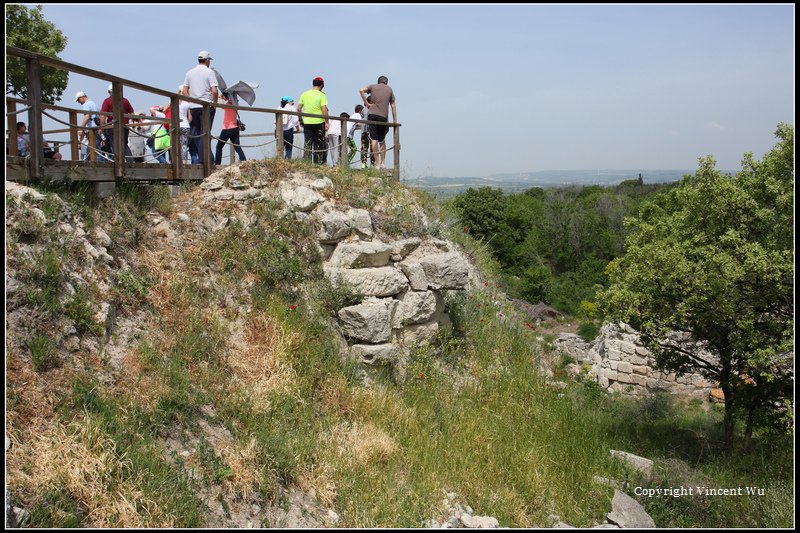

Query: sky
(12, 3), (796, 178)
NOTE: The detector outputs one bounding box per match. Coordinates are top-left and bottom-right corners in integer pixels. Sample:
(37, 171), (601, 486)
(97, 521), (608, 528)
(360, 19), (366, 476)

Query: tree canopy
(6, 4), (69, 104)
(599, 124), (794, 446)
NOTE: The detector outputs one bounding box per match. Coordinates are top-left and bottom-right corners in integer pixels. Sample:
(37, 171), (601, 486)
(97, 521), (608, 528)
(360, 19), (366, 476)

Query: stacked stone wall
(271, 174), (474, 368)
(588, 323), (714, 397)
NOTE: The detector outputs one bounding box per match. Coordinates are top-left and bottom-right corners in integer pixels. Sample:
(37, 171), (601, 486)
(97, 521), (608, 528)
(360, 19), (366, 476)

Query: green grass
(12, 161), (792, 528)
(28, 333), (58, 372)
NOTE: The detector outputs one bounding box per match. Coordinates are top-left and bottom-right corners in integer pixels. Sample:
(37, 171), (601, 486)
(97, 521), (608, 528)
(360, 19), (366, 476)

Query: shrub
(577, 321), (600, 343)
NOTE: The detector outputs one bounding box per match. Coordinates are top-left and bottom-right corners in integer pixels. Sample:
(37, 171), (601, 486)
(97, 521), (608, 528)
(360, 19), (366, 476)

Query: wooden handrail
(6, 45), (402, 181)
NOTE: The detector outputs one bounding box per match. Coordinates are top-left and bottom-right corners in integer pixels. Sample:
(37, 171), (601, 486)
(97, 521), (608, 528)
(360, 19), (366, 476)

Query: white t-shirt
(279, 103), (299, 131)
(348, 112), (364, 137)
(179, 101), (191, 128)
(327, 119), (341, 137)
(183, 65), (218, 108)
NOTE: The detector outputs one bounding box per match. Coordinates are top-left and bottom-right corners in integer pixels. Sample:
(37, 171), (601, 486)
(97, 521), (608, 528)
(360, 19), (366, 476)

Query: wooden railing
(6, 46), (402, 182)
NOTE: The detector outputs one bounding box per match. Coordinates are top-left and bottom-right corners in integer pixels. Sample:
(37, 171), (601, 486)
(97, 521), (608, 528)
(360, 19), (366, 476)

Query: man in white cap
(75, 91), (103, 160)
(100, 83), (135, 161)
(182, 50), (219, 164)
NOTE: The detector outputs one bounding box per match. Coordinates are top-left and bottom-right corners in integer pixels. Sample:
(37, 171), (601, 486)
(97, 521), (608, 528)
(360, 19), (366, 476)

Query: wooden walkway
(6, 45), (401, 184)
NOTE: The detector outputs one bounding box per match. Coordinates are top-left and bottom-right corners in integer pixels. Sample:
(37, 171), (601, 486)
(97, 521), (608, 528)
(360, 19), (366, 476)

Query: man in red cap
(297, 77), (328, 164)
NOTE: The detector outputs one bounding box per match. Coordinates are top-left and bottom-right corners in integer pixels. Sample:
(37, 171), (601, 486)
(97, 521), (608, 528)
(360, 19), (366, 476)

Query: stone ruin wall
(270, 173), (475, 367)
(556, 323), (715, 397)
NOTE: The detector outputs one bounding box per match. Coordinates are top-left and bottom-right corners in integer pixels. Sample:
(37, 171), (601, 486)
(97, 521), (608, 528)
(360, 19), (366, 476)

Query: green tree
(599, 124), (794, 448)
(452, 187), (517, 263)
(6, 4), (69, 104)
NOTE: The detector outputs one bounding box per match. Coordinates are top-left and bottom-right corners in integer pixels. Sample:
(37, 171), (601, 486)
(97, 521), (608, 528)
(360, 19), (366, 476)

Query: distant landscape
(407, 169), (735, 196)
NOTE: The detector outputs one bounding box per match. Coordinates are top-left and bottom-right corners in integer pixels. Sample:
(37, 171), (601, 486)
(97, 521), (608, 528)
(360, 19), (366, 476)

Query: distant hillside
(409, 169), (734, 196)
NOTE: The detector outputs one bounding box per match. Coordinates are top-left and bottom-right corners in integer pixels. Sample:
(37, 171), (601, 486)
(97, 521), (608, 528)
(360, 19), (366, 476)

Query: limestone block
(460, 515), (499, 529)
(317, 211), (351, 243)
(398, 290), (437, 325)
(617, 362), (633, 374)
(399, 261), (428, 291)
(609, 360), (619, 371)
(607, 490), (656, 528)
(609, 451), (654, 477)
(280, 184), (324, 212)
(338, 298), (396, 343)
(632, 365), (649, 376)
(390, 238), (421, 259)
(350, 343), (399, 365)
(328, 241), (393, 268)
(630, 374), (646, 386)
(400, 320), (439, 346)
(619, 342), (636, 356)
(347, 208), (373, 238)
(418, 252), (470, 290)
(615, 372), (633, 384)
(324, 266), (408, 297)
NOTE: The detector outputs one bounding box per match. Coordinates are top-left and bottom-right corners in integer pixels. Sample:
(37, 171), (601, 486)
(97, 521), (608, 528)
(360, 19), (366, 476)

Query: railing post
(276, 112), (284, 159)
(69, 111), (79, 161)
(112, 81), (125, 178)
(7, 99), (18, 156)
(340, 117), (349, 168)
(89, 129), (96, 161)
(202, 103), (211, 177)
(393, 124), (400, 181)
(25, 57), (43, 178)
(170, 95), (181, 180)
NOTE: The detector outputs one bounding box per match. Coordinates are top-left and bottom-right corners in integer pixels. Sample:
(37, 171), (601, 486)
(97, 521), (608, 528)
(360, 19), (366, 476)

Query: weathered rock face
(587, 323), (714, 397)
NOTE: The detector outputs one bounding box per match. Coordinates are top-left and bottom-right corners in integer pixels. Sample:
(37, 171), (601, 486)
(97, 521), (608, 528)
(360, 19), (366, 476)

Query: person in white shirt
(277, 96), (299, 159)
(182, 50), (219, 164)
(349, 104), (373, 169)
(326, 113), (345, 165)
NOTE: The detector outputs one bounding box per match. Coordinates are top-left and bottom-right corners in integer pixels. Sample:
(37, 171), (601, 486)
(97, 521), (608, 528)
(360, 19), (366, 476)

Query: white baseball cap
(107, 84), (113, 92)
(75, 91), (87, 101)
(197, 50), (213, 60)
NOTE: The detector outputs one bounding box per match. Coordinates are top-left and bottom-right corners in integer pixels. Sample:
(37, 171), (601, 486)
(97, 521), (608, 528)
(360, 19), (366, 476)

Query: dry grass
(227, 313), (300, 412)
(296, 462), (338, 508)
(8, 416), (176, 528)
(218, 437), (267, 501)
(329, 421), (399, 467)
(113, 347), (169, 411)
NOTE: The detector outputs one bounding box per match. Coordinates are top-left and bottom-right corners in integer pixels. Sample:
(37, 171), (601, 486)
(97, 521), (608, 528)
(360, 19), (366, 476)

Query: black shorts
(367, 114), (389, 142)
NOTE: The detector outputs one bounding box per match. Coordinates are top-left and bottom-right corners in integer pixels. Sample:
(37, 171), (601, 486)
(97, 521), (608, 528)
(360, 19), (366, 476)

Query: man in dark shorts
(359, 75), (396, 171)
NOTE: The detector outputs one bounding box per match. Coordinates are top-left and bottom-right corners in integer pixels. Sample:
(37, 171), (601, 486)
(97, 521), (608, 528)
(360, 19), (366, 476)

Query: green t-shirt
(298, 89), (327, 125)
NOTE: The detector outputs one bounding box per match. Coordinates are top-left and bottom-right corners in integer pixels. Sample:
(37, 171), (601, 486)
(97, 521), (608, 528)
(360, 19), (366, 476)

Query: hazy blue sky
(20, 3), (796, 178)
